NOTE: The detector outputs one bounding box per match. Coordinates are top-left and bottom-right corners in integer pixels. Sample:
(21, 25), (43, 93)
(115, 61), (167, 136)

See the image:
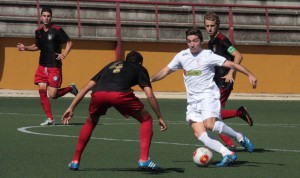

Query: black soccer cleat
(238, 106), (253, 126)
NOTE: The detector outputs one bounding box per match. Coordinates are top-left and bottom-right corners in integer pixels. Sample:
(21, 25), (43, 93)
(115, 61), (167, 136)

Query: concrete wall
(0, 1), (300, 94)
(1, 37), (300, 94)
(1, 0), (300, 45)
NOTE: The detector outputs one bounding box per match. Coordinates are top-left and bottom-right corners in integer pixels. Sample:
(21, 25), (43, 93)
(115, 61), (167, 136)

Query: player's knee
(88, 115), (100, 126)
(203, 118), (216, 130)
(139, 113), (153, 123)
(49, 94), (58, 99)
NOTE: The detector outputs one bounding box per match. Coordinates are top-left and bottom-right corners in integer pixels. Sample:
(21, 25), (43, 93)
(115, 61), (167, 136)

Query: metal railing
(33, 0), (300, 60)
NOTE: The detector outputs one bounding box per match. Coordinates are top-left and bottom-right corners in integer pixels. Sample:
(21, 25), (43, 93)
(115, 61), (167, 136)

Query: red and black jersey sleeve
(208, 32), (234, 61)
(208, 32), (235, 90)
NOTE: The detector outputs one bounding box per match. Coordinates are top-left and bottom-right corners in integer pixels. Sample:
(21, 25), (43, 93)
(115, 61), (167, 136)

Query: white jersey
(168, 48), (226, 103)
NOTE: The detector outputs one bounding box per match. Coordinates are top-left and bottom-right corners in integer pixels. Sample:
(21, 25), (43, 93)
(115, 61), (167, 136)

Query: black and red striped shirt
(35, 24), (70, 68)
(208, 32), (235, 90)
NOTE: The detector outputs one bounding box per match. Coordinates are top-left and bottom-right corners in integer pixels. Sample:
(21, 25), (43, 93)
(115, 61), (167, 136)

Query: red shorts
(34, 65), (62, 88)
(89, 90), (144, 117)
(220, 88), (232, 107)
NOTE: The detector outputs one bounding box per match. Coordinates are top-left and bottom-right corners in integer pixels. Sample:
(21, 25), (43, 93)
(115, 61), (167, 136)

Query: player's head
(185, 27), (203, 42)
(41, 7), (52, 16)
(126, 51), (143, 65)
(41, 8), (52, 25)
(204, 11), (220, 36)
(204, 11), (220, 27)
(185, 27), (203, 54)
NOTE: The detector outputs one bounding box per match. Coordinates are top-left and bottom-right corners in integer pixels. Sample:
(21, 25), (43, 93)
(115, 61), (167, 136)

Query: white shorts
(186, 97), (221, 123)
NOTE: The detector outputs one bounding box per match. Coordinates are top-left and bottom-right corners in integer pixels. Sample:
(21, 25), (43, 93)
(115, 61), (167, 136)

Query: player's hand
(56, 53), (66, 60)
(17, 43), (25, 51)
(249, 75), (257, 89)
(158, 117), (167, 131)
(61, 109), (73, 125)
(221, 74), (235, 83)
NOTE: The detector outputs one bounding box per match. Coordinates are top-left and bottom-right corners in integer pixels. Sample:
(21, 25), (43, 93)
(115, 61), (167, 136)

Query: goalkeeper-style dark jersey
(208, 32), (235, 90)
(35, 24), (70, 68)
(91, 61), (152, 93)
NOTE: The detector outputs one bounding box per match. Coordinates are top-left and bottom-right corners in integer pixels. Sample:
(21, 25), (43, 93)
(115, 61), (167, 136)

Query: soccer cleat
(69, 83), (78, 96)
(68, 160), (80, 170)
(138, 159), (161, 171)
(239, 134), (254, 153)
(40, 118), (55, 126)
(238, 106), (253, 126)
(216, 152), (237, 167)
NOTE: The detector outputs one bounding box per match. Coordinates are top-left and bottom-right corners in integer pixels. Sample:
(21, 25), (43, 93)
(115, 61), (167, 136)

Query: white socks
(198, 131), (232, 156)
(212, 121), (243, 142)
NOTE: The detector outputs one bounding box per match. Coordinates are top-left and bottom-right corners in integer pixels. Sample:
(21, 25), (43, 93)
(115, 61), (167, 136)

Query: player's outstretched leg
(68, 117), (97, 171)
(39, 88), (55, 125)
(238, 106), (253, 126)
(137, 114), (161, 171)
(213, 121), (254, 152)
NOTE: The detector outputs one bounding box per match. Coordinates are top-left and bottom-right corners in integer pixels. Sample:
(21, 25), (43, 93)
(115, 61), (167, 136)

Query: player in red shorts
(204, 11), (254, 149)
(62, 51), (167, 171)
(17, 8), (78, 126)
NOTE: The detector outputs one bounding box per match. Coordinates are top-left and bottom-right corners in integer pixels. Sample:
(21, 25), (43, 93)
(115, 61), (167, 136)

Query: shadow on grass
(80, 167), (185, 174)
(232, 148), (274, 153)
(56, 123), (108, 126)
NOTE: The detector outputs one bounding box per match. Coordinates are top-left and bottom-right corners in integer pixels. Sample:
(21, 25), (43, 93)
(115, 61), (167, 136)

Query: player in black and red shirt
(62, 51), (167, 171)
(204, 11), (254, 150)
(17, 8), (78, 126)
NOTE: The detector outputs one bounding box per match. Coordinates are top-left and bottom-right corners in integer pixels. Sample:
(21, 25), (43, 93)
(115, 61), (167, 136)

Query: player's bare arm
(150, 66), (173, 82)
(56, 40), (73, 60)
(223, 60), (257, 89)
(223, 49), (243, 83)
(17, 43), (39, 51)
(62, 80), (95, 125)
(143, 86), (167, 131)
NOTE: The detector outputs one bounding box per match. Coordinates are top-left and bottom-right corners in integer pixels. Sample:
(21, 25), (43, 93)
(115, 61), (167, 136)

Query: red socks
(72, 114), (153, 162)
(56, 86), (72, 98)
(39, 87), (72, 119)
(221, 110), (240, 120)
(73, 117), (97, 162)
(139, 114), (153, 161)
(218, 133), (235, 147)
(38, 89), (53, 120)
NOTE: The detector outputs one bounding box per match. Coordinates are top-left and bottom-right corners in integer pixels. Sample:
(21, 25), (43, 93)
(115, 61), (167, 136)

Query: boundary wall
(1, 37), (300, 94)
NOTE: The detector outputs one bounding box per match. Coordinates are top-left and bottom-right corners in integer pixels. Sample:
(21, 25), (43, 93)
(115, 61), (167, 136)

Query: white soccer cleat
(40, 118), (55, 126)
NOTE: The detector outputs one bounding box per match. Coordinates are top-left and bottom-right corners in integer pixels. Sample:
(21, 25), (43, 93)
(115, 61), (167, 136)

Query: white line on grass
(17, 125), (300, 153)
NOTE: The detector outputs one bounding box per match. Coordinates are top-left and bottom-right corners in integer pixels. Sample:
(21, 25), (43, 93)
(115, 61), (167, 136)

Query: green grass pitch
(0, 97), (299, 178)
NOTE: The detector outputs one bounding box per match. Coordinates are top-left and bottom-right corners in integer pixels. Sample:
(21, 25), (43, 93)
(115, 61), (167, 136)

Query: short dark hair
(41, 7), (52, 16)
(204, 11), (220, 27)
(125, 51), (143, 64)
(185, 27), (203, 42)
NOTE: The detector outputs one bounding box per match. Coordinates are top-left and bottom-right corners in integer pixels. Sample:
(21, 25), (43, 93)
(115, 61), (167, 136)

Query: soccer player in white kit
(151, 27), (257, 167)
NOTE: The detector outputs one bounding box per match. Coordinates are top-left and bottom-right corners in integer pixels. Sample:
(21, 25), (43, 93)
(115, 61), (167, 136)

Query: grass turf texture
(0, 97), (299, 178)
